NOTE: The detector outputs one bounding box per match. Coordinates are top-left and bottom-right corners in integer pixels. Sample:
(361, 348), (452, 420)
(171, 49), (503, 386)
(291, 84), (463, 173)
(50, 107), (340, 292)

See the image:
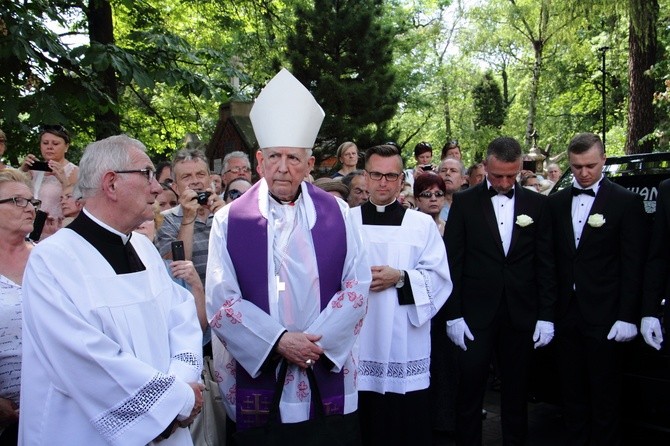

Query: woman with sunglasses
(414, 172), (447, 236)
(0, 169), (41, 444)
(19, 125), (78, 238)
(222, 177), (252, 204)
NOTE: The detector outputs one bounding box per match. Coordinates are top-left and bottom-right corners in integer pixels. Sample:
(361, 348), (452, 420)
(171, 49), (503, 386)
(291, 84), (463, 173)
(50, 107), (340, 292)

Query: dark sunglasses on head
(227, 189), (245, 201)
(40, 124), (67, 134)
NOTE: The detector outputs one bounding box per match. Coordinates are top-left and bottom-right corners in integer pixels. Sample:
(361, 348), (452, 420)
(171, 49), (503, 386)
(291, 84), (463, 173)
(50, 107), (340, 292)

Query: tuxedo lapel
(509, 184), (524, 256)
(478, 182), (505, 256)
(557, 188), (577, 255)
(577, 178), (612, 251)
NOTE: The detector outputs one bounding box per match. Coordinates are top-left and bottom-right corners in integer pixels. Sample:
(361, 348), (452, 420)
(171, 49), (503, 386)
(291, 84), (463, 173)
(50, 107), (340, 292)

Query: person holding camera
(155, 148), (224, 287)
(19, 125), (78, 239)
(403, 141), (435, 187)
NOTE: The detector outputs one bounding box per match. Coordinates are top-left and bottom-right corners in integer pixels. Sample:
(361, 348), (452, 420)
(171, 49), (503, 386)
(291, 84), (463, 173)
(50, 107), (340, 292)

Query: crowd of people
(0, 67), (666, 446)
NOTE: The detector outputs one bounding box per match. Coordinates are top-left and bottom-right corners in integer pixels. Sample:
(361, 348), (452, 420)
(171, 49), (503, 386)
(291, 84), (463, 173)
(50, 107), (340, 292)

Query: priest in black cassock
(20, 135), (203, 445)
(352, 144), (452, 445)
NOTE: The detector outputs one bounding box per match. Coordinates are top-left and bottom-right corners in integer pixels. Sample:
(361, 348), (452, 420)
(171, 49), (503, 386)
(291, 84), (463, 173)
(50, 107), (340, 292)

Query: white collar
(82, 208), (131, 244)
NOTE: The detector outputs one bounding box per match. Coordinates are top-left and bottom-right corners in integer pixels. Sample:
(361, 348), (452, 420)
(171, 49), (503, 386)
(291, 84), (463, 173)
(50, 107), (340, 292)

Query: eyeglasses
(227, 189), (245, 200)
(418, 191), (446, 199)
(0, 196), (41, 209)
(224, 167), (251, 175)
(114, 168), (156, 183)
(367, 171), (402, 182)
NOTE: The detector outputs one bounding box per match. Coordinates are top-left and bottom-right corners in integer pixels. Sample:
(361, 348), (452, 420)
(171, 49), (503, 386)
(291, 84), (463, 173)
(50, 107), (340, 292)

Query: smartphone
(29, 210), (48, 242)
(421, 165), (433, 171)
(171, 240), (185, 261)
(29, 161), (52, 172)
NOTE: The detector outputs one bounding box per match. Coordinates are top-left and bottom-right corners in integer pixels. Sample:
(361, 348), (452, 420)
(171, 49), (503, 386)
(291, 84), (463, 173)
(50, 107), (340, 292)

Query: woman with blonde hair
(330, 141), (359, 178)
(0, 168), (41, 444)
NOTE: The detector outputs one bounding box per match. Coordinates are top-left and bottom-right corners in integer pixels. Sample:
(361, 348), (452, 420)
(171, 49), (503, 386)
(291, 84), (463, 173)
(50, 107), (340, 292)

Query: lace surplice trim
(92, 373), (175, 441)
(358, 358), (430, 379)
(173, 352), (202, 372)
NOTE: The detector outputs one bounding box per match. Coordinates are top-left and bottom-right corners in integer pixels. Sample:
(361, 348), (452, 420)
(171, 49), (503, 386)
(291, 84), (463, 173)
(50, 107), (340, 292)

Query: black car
(532, 152), (670, 438)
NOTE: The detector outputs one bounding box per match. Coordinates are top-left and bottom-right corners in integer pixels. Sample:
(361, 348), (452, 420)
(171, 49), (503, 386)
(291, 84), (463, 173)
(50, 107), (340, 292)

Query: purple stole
(227, 181), (347, 429)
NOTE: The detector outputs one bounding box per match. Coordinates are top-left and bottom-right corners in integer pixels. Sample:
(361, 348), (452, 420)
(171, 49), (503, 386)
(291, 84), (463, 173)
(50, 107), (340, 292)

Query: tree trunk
(626, 0), (658, 154)
(525, 41), (542, 147)
(88, 0), (120, 139)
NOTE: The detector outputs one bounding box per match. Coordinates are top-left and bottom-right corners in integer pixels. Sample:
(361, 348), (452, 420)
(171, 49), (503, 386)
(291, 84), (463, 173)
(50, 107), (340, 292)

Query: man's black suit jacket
(643, 178), (670, 317)
(443, 182), (555, 331)
(547, 177), (649, 327)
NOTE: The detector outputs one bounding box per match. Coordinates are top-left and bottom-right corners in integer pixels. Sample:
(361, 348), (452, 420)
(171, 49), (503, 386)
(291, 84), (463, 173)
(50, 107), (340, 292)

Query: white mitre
(250, 68), (325, 149)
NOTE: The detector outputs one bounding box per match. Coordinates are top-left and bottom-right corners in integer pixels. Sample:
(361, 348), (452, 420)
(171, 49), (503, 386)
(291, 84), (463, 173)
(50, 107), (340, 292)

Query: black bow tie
(488, 187), (514, 199)
(572, 187), (596, 197)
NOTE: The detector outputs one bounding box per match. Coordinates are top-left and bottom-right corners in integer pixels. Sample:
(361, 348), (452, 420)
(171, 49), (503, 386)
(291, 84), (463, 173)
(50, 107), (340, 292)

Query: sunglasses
(227, 189), (245, 201)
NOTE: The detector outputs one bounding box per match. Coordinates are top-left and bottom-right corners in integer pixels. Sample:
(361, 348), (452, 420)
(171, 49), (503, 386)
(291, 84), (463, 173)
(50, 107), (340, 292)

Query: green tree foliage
(472, 71), (506, 129)
(286, 0), (399, 154)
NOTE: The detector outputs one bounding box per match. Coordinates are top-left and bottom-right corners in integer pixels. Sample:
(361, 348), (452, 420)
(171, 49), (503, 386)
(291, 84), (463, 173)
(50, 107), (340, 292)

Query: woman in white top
(0, 168), (40, 444)
(19, 125), (78, 238)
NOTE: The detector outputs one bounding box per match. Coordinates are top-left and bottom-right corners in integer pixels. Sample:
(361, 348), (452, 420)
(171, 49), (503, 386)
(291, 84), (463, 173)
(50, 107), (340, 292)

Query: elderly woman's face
(340, 146), (358, 168)
(0, 181), (37, 237)
(416, 185), (446, 217)
(40, 132), (69, 162)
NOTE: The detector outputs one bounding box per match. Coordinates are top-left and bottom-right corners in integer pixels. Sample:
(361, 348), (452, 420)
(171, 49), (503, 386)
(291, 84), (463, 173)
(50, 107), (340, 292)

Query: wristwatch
(395, 269), (405, 288)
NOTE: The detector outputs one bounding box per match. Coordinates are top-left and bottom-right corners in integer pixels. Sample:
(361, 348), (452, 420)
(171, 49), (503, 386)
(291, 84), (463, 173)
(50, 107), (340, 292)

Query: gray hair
(172, 148), (209, 173)
(77, 135), (146, 199)
(259, 147), (313, 158)
(341, 169), (366, 189)
(440, 157), (466, 176)
(0, 168), (31, 189)
(221, 151), (251, 174)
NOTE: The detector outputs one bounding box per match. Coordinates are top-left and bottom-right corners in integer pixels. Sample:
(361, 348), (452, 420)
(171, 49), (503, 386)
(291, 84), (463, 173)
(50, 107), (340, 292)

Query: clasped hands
(154, 381), (204, 442)
(276, 332), (323, 369)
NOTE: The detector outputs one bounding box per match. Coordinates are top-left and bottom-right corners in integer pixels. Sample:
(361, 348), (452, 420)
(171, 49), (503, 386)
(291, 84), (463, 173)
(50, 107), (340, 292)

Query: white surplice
(206, 180), (371, 423)
(352, 204), (452, 394)
(20, 228), (203, 446)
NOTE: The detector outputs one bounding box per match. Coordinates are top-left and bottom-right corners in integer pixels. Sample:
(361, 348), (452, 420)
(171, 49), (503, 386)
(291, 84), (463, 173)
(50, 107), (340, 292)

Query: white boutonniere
(515, 214), (533, 227)
(587, 213), (606, 227)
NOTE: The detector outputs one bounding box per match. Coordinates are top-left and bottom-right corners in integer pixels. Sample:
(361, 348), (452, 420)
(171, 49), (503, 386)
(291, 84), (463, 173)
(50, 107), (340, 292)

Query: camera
(421, 165), (433, 171)
(195, 190), (212, 205)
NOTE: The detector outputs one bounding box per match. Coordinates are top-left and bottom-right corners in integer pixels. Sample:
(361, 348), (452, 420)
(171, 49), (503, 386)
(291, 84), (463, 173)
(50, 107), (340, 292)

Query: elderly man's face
(116, 148), (162, 230)
(347, 175), (369, 207)
(547, 165), (562, 182)
(222, 157), (252, 187)
(439, 159), (465, 194)
(173, 159), (210, 195)
(257, 147), (314, 201)
(468, 165), (486, 187)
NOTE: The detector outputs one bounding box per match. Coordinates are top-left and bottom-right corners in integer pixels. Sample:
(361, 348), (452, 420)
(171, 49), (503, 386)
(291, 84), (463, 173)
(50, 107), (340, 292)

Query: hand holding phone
(29, 161), (52, 172)
(171, 241), (185, 261)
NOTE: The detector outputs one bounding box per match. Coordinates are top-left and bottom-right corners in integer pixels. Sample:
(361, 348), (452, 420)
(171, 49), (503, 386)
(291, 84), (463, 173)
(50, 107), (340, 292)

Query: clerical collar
(83, 208), (131, 244)
(361, 200), (406, 226)
(369, 198), (397, 213)
(269, 187), (302, 206)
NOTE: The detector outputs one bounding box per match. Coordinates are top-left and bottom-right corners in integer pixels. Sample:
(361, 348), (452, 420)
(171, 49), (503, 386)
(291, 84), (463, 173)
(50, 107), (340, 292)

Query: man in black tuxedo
(443, 136), (555, 446)
(641, 178), (669, 350)
(547, 132), (648, 445)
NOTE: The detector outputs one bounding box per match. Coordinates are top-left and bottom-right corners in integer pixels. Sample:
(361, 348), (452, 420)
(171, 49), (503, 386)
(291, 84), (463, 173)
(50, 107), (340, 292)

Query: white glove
(446, 317), (474, 351)
(533, 320), (555, 349)
(606, 320), (638, 342)
(640, 317), (664, 350)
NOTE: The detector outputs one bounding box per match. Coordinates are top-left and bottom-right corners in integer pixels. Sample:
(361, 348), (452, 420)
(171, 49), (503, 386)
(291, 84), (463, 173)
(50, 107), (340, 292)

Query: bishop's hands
(640, 317), (664, 350)
(606, 320), (638, 342)
(533, 320), (555, 349)
(276, 332), (324, 369)
(446, 317), (474, 351)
